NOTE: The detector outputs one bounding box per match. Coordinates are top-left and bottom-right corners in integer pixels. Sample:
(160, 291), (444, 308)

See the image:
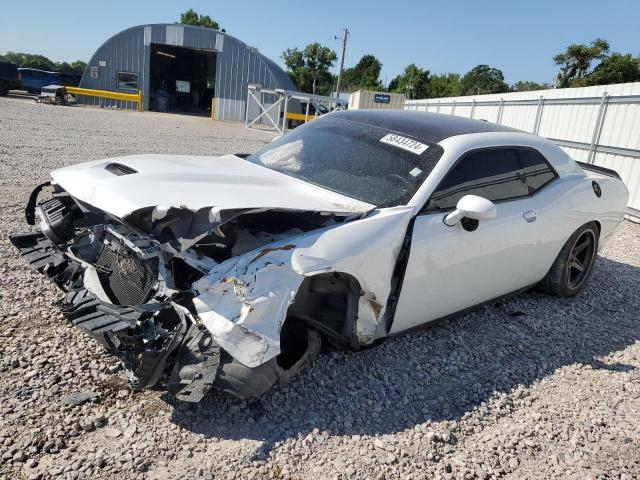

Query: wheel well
(286, 272), (361, 349)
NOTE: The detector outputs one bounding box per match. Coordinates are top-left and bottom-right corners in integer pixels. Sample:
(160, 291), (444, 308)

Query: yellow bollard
(211, 98), (215, 120)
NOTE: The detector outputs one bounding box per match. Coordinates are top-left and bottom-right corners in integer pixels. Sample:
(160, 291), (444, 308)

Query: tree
(179, 9), (225, 32)
(55, 60), (87, 74)
(388, 64), (430, 99)
(0, 52), (86, 75)
(460, 65), (509, 95)
(428, 73), (462, 98)
(0, 52), (55, 71)
(587, 53), (640, 86)
(553, 38), (609, 87)
(342, 54), (382, 91)
(282, 43), (337, 95)
(511, 80), (551, 92)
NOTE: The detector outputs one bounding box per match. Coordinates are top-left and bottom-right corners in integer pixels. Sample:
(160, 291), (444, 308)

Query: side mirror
(443, 195), (496, 228)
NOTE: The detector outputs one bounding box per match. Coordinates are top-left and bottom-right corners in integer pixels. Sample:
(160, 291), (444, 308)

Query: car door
(390, 146), (559, 334)
(48, 72), (60, 86)
(33, 71), (49, 91)
(20, 70), (33, 91)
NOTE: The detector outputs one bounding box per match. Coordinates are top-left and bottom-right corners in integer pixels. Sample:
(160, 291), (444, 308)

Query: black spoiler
(576, 161), (621, 180)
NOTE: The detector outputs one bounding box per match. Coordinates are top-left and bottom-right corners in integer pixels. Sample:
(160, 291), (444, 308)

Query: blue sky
(1, 0), (639, 85)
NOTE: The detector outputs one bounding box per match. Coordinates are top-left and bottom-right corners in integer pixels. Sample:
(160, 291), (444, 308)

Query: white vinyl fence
(405, 82), (640, 219)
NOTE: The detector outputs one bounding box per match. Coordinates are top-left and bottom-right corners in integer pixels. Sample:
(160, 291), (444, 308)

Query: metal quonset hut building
(78, 24), (295, 121)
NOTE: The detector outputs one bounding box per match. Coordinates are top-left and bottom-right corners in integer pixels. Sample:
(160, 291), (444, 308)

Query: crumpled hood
(51, 154), (375, 219)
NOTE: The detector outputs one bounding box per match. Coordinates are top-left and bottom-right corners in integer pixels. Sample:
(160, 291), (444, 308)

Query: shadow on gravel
(167, 256), (640, 459)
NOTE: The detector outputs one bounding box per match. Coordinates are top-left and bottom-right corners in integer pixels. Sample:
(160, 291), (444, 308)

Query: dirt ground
(1, 97), (639, 480)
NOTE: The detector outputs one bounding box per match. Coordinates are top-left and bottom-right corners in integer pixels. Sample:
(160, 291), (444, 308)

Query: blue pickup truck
(18, 68), (60, 94)
(18, 68), (81, 94)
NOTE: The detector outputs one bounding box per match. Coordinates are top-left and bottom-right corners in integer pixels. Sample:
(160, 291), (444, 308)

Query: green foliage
(586, 53), (640, 86)
(428, 73), (462, 98)
(388, 64), (430, 99)
(282, 43), (337, 95)
(553, 39), (640, 87)
(179, 9), (224, 32)
(0, 51), (86, 75)
(553, 38), (609, 87)
(511, 81), (551, 92)
(342, 54), (382, 91)
(460, 65), (509, 95)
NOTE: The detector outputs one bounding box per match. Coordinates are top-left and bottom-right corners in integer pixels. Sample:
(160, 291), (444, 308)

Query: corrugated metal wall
(79, 24), (295, 121)
(405, 82), (640, 215)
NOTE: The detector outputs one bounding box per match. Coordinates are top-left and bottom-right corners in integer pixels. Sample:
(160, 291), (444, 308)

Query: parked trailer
(36, 85), (70, 105)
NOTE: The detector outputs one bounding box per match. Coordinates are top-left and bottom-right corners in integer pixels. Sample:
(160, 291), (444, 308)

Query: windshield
(246, 116), (444, 207)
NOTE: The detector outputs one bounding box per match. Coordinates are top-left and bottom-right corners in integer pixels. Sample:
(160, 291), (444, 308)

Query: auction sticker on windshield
(379, 134), (429, 155)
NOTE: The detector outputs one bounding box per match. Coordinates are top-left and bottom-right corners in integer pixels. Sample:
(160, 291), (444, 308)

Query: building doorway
(149, 44), (216, 115)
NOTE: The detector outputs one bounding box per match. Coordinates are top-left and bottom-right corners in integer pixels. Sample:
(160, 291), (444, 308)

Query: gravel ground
(1, 97), (639, 480)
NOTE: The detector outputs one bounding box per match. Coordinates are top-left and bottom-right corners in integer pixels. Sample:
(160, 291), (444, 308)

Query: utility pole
(334, 28), (349, 99)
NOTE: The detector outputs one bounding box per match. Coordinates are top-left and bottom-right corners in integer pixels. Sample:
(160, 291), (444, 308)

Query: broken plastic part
(192, 206), (415, 367)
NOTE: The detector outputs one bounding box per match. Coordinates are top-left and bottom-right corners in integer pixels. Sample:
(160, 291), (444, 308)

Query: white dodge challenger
(11, 110), (629, 402)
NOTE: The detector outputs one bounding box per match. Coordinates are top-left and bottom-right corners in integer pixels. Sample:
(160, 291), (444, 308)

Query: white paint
(391, 134), (629, 333)
(443, 194), (496, 226)
(51, 154), (375, 219)
(192, 207), (414, 367)
(53, 131), (628, 370)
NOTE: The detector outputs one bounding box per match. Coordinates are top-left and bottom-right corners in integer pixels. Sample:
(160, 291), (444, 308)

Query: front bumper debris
(10, 232), (220, 403)
(10, 232), (82, 287)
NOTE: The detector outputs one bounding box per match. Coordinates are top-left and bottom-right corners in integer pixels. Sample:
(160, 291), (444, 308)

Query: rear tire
(214, 326), (321, 399)
(538, 222), (599, 297)
(0, 81), (9, 96)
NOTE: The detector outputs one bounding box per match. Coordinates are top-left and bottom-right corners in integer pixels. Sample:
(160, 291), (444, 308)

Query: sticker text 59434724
(379, 134), (429, 155)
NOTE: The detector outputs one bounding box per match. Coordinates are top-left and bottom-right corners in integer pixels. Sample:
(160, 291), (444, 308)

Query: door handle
(523, 210), (537, 223)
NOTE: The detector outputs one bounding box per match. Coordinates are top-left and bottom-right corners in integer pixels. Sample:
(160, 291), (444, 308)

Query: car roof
(328, 110), (522, 144)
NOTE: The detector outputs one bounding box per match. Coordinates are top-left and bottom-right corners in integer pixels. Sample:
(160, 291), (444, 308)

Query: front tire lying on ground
(214, 322), (321, 400)
(538, 222), (599, 297)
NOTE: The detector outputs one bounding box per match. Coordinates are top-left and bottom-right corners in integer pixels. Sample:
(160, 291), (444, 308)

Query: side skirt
(386, 283), (539, 340)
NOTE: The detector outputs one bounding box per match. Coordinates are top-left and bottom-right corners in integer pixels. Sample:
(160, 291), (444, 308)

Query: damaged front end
(12, 168), (414, 402)
(11, 184), (334, 402)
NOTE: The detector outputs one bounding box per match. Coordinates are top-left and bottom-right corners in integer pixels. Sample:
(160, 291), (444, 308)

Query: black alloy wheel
(538, 222), (599, 297)
(566, 228), (597, 291)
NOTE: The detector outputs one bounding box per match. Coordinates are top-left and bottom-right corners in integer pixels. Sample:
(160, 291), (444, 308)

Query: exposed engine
(12, 184), (330, 402)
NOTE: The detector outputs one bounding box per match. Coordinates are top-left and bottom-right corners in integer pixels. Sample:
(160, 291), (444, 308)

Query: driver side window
(423, 148), (528, 212)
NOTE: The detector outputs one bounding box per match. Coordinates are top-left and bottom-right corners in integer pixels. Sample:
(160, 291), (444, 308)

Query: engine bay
(11, 184), (339, 401)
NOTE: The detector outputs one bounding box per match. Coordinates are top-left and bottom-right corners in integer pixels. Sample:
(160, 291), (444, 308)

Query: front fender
(192, 206), (415, 367)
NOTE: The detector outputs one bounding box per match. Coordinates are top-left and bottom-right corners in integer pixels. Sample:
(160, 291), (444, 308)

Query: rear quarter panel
(578, 172), (629, 249)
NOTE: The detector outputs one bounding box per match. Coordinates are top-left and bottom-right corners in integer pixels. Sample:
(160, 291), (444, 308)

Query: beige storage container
(348, 90), (405, 110)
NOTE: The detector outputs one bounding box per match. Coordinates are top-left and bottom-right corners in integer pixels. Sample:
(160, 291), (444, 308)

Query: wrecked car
(11, 110), (629, 402)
